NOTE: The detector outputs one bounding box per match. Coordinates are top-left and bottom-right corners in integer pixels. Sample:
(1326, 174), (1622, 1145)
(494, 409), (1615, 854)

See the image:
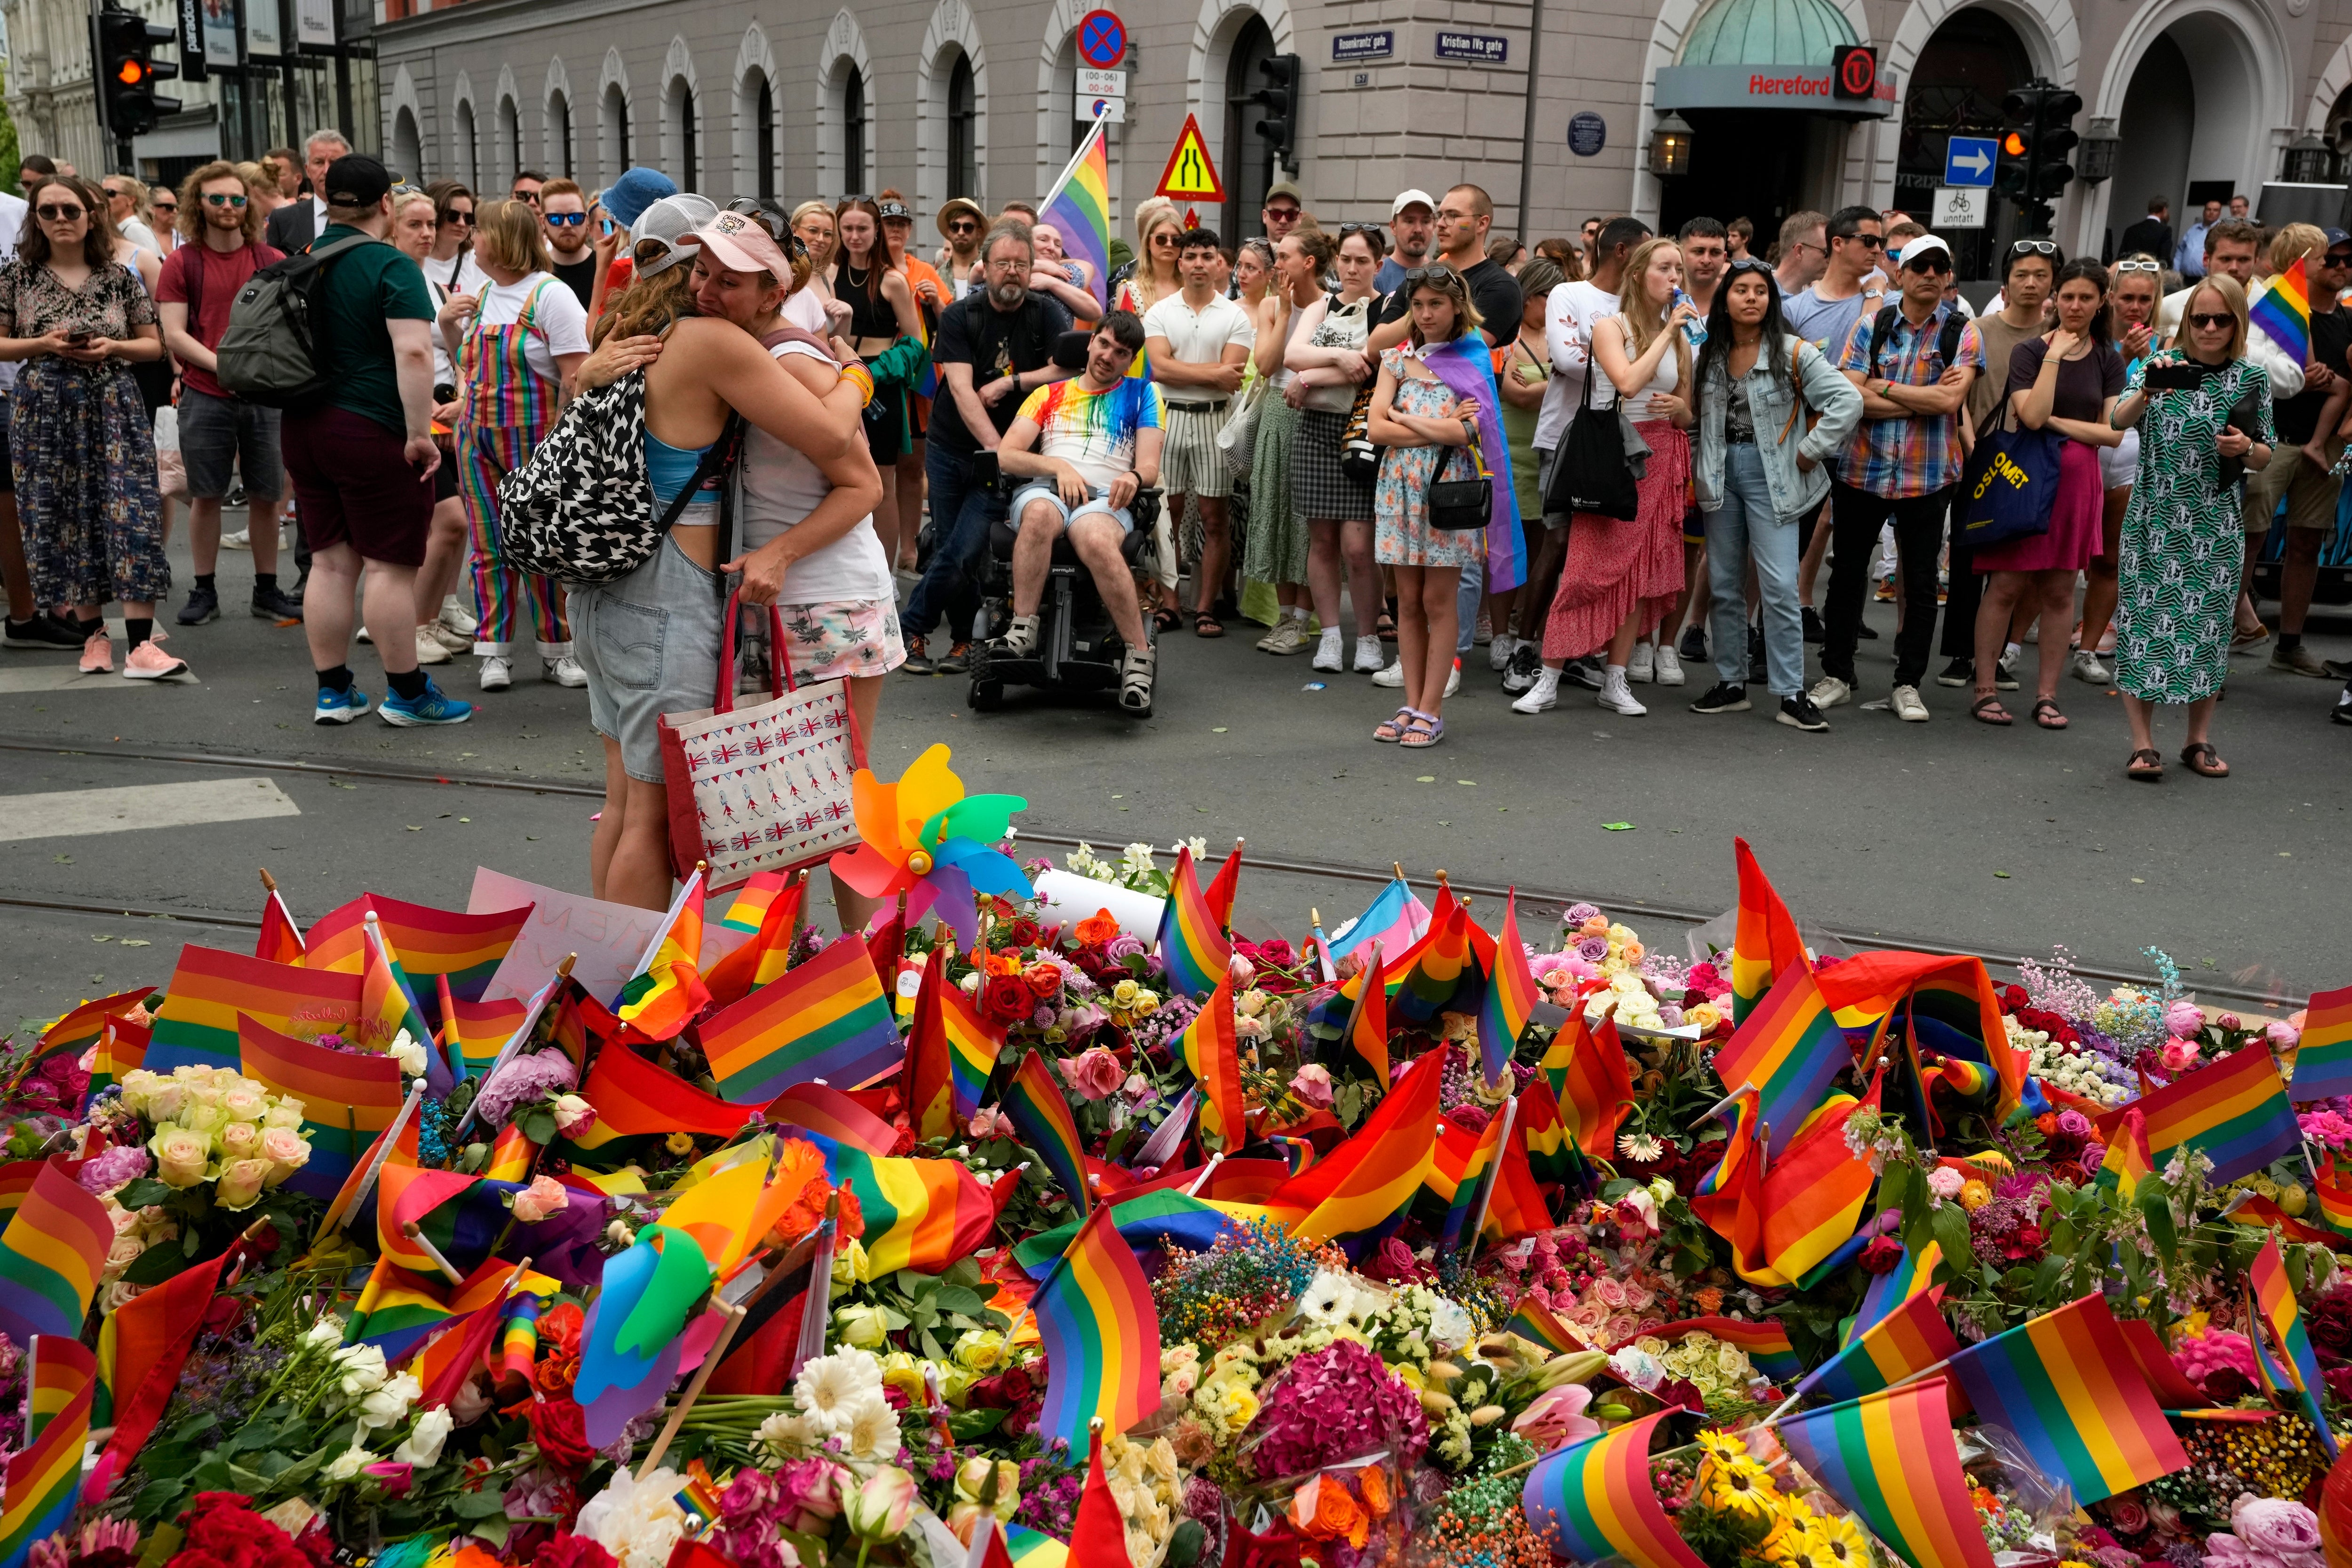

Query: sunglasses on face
(2189, 312), (2234, 329)
(1150, 233), (1177, 246)
(442, 210), (474, 225)
(1835, 231), (1884, 248)
(513, 191), (540, 204)
(151, 201), (175, 211)
(2327, 251), (2352, 268)
(545, 211), (587, 227)
(203, 192), (247, 208)
(36, 205), (84, 221)
(1904, 257), (1953, 275)
(949, 219), (978, 233)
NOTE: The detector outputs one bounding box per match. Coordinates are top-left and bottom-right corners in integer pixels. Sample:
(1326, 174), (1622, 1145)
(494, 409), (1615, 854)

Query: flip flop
(2031, 697), (2068, 729)
(2126, 748), (2163, 781)
(2180, 741), (2229, 777)
(1970, 695), (2012, 726)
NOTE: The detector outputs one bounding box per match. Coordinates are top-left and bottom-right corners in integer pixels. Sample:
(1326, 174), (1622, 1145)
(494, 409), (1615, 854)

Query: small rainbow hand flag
(2247, 1231), (2338, 1457)
(2290, 983), (2352, 1101)
(1179, 966), (1247, 1151)
(1849, 1238), (1943, 1345)
(1476, 890), (1539, 1089)
(88, 1253), (225, 1501)
(2093, 1044), (2299, 1187)
(1038, 117), (1111, 311)
(704, 872), (805, 1007)
(237, 1014), (405, 1198)
(148, 945), (361, 1075)
(1543, 1009), (1635, 1158)
(699, 934), (899, 1103)
(0, 1155), (112, 1351)
(1775, 1378), (1998, 1568)
(904, 945), (1004, 1140)
(1799, 1287), (1959, 1402)
(1003, 1047), (1093, 1220)
(1154, 846), (1232, 1003)
(1947, 1293), (2187, 1504)
(0, 1335), (94, 1568)
(1264, 1049), (1441, 1246)
(1732, 837), (1809, 1023)
(1521, 1410), (1711, 1568)
(1713, 960), (1851, 1158)
(2251, 257), (2313, 371)
(303, 894), (532, 1026)
(1031, 1203), (1161, 1453)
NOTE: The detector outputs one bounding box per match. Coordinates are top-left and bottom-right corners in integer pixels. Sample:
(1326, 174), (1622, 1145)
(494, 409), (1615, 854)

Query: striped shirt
(1834, 301), (1984, 499)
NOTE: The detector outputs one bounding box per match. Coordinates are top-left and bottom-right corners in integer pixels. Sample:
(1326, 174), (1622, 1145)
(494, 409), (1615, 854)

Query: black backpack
(214, 234), (384, 410)
(1863, 303), (1968, 382)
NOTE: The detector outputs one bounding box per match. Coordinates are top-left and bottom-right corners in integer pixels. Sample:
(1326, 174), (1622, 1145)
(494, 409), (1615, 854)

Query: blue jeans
(904, 442), (1003, 642)
(1705, 443), (1806, 698)
(1455, 559), (1481, 656)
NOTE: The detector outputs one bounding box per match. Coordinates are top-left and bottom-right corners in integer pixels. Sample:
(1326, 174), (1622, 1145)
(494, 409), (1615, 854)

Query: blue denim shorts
(1009, 482), (1135, 535)
(569, 520), (723, 782)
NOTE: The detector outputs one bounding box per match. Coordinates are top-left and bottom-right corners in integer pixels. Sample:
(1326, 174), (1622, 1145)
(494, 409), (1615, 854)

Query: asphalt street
(3, 514), (2348, 1029)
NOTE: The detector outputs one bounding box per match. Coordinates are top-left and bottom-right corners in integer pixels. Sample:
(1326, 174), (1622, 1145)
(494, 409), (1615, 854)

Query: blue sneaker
(315, 682), (369, 724)
(380, 679), (473, 727)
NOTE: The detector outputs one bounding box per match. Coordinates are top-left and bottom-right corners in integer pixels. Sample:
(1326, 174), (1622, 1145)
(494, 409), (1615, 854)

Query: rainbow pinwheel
(830, 743), (1033, 948)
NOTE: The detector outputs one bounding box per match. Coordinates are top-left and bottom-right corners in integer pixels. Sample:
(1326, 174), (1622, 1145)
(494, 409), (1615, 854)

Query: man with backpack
(1814, 233), (1981, 723)
(158, 160), (302, 629)
(267, 153), (471, 727)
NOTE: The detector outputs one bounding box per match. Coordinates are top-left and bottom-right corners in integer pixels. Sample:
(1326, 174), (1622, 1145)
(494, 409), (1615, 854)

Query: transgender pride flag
(1041, 114), (1112, 309)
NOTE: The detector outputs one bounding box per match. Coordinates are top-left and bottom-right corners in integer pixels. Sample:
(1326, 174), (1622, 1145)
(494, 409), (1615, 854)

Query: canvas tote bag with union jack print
(660, 594), (866, 890)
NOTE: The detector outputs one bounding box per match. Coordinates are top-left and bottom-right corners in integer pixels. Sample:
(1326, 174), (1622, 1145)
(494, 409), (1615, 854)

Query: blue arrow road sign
(1945, 136), (1996, 188)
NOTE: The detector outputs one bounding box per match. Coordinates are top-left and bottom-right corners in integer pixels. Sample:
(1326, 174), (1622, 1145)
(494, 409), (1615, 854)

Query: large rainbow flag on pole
(1039, 113), (1111, 310)
(1521, 1411), (1710, 1568)
(1947, 1293), (2188, 1504)
(1776, 1378), (1999, 1568)
(1031, 1204), (1161, 1452)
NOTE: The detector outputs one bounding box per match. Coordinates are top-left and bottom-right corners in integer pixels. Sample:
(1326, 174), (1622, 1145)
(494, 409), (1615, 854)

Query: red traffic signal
(2002, 131), (2027, 157)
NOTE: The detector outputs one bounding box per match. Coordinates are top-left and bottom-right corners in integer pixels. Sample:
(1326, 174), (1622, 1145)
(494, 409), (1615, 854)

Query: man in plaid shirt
(1812, 233), (1982, 723)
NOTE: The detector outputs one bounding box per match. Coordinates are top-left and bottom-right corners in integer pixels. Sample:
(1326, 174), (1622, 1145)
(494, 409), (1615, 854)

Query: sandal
(1377, 605), (1398, 642)
(2031, 697), (2068, 730)
(1193, 612), (1224, 639)
(1152, 606), (1182, 632)
(2127, 748), (2163, 781)
(1399, 711), (1445, 748)
(1970, 695), (2013, 726)
(2180, 741), (2230, 777)
(1373, 707), (1414, 743)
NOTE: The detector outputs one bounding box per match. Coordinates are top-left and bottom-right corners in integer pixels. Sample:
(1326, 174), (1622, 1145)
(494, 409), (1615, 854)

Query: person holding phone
(2107, 274), (2272, 779)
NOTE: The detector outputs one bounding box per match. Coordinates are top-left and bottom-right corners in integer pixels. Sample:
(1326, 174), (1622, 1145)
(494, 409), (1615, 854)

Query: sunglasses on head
(2114, 258), (2162, 274)
(1726, 256), (1774, 275)
(1402, 265), (1458, 285)
(1339, 222), (1383, 237)
(2189, 311), (2234, 329)
(2010, 238), (2059, 256)
(545, 211), (586, 227)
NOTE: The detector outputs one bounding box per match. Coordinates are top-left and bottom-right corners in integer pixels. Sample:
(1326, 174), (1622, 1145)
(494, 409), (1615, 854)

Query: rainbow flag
(2315, 1157), (2352, 1239)
(256, 882), (305, 966)
(704, 872), (806, 1008)
(1637, 1316), (1804, 1383)
(1947, 1293), (2188, 1504)
(343, 1256), (469, 1361)
(1031, 1204), (1161, 1451)
(88, 1254), (223, 1499)
(1011, 1189), (1240, 1279)
(1850, 1239), (1944, 1345)
(1695, 1075), (1879, 1289)
(0, 1156), (111, 1349)
(1480, 1120), (1554, 1244)
(1477, 891), (1539, 1088)
(1799, 1289), (1959, 1402)
(1203, 841), (1243, 935)
(2098, 1106), (2155, 1201)
(1154, 846), (1232, 1002)
(1776, 1378), (1997, 1568)
(148, 944), (361, 1074)
(412, 1266), (558, 1407)
(1816, 953), (2020, 1121)
(317, 1107), (420, 1239)
(765, 1081), (901, 1156)
(2252, 257), (2314, 369)
(237, 1014), (405, 1198)
(498, 1290), (548, 1378)
(359, 920), (440, 1090)
(906, 946), (1004, 1139)
(35, 987), (152, 1062)
(1003, 1525), (1068, 1568)
(2291, 983), (2352, 1101)
(1003, 1048), (1093, 1219)
(1543, 1011), (1635, 1158)
(1325, 875), (1430, 966)
(482, 1122), (537, 1181)
(0, 1336), (93, 1568)
(1521, 1411), (1709, 1568)
(1504, 1293), (1583, 1354)
(89, 1016), (149, 1095)
(721, 869), (802, 934)
(1732, 838), (1808, 1023)
(1040, 118), (1111, 310)
(617, 871), (710, 1041)
(1179, 966), (1247, 1150)
(304, 894), (532, 1025)
(554, 1041), (755, 1168)
(1714, 962), (1851, 1157)
(444, 993), (530, 1078)
(1341, 939), (1391, 1089)
(376, 1166), (526, 1278)
(1264, 1050), (1441, 1246)
(1388, 891), (1485, 1025)
(700, 934), (899, 1102)
(1433, 1113), (1504, 1252)
(1517, 1072), (1578, 1185)
(800, 1131), (996, 1276)
(0, 1164), (40, 1229)
(2094, 1045), (2299, 1187)
(2248, 1232), (2338, 1457)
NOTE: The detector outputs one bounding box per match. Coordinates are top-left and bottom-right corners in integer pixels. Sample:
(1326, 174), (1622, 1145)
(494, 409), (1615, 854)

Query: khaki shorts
(2242, 435), (2345, 532)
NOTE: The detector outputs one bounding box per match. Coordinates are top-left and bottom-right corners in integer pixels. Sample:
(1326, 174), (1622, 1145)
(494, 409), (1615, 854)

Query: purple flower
(2055, 1109), (2092, 1139)
(475, 1050), (578, 1128)
(77, 1143), (149, 1196)
(1575, 936), (1609, 963)
(1102, 934), (1147, 963)
(1565, 903), (1602, 926)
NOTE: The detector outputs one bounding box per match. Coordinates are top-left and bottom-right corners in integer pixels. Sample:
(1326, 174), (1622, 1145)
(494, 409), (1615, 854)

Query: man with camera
(991, 311), (1164, 712)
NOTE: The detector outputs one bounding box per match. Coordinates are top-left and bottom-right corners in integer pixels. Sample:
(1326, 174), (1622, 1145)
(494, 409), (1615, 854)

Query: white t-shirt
(117, 217), (160, 255)
(1142, 291), (1256, 387)
(475, 273), (591, 386)
(1537, 280), (1620, 449)
(780, 286), (827, 336)
(739, 338), (894, 604)
(1592, 315), (1685, 420)
(428, 250), (491, 298)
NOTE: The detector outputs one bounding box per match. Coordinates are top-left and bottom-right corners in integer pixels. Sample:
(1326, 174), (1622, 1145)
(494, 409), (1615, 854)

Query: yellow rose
(2283, 1183), (2311, 1218)
(182, 1100), (230, 1138)
(833, 1237), (870, 1284)
(150, 1125), (213, 1188)
(263, 1100), (305, 1130)
(955, 1329), (1008, 1373)
(834, 1303), (891, 1349)
(260, 1127), (310, 1186)
(879, 1351), (926, 1401)
(214, 1157), (273, 1211)
(938, 1366), (977, 1406)
(218, 1121), (262, 1161)
(1112, 980), (1140, 1008)
(1133, 993), (1159, 1018)
(1213, 1381), (1258, 1430)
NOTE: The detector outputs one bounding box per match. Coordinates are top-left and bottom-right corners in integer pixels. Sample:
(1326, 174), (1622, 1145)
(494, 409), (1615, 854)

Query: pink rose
(1593, 1276), (1628, 1310)
(1288, 1064), (1333, 1109)
(510, 1174), (569, 1225)
(1926, 1166), (1964, 1199)
(1056, 1048), (1124, 1101)
(2272, 1020), (2303, 1050)
(1605, 1311), (1644, 1345)
(2165, 1001), (2205, 1039)
(968, 1107), (1011, 1140)
(2159, 1037), (2200, 1073)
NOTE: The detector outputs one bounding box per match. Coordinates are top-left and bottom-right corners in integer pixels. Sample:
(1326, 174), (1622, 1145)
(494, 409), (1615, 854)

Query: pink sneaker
(78, 629), (111, 673)
(122, 632), (188, 680)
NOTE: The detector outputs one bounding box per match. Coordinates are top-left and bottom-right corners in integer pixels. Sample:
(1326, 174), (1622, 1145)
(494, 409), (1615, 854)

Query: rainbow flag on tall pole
(1038, 111), (1112, 309)
(1775, 1378), (1999, 1568)
(2251, 256), (2314, 369)
(2289, 983), (2352, 1101)
(2246, 1231), (2339, 1457)
(1947, 1293), (2188, 1504)
(1521, 1411), (1711, 1568)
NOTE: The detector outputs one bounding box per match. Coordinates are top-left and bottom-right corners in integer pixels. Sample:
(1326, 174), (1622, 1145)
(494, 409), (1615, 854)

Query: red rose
(531, 1534), (619, 1568)
(1023, 963), (1064, 1000)
(540, 1301), (585, 1357)
(2002, 985), (2029, 1013)
(1859, 1236), (1905, 1274)
(528, 1395), (596, 1473)
(982, 975), (1034, 1025)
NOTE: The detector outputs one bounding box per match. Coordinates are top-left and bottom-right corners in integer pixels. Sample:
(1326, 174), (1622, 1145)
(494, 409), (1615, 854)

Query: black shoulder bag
(1546, 346), (1640, 521)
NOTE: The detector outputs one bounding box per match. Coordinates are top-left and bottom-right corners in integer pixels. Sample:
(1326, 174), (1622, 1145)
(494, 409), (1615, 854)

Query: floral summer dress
(1373, 346), (1485, 570)
(2114, 356), (2273, 703)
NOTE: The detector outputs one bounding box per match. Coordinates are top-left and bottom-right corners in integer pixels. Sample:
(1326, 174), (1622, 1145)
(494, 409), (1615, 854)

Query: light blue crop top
(646, 428), (716, 507)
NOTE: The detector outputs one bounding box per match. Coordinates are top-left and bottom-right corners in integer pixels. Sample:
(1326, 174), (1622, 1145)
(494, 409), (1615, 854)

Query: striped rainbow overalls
(458, 278), (571, 657)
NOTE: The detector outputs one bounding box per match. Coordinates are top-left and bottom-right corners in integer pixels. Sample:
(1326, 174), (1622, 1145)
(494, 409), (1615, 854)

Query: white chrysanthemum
(754, 1409), (822, 1465)
(795, 1348), (885, 1428)
(837, 1391), (904, 1461)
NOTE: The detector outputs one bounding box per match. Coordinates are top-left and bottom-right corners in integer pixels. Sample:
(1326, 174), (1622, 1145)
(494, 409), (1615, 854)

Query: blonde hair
(176, 160), (262, 244)
(476, 198), (554, 275)
(1130, 203), (1184, 309)
(1404, 265), (1483, 347)
(2270, 222), (2328, 274)
(595, 261), (696, 345)
(2174, 273), (2250, 359)
(234, 161), (274, 203)
(1617, 237), (1692, 389)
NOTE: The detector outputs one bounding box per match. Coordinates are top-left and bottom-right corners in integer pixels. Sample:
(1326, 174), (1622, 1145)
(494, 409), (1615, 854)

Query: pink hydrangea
(1248, 1339), (1428, 1480)
(77, 1143), (149, 1196)
(2302, 1110), (2352, 1150)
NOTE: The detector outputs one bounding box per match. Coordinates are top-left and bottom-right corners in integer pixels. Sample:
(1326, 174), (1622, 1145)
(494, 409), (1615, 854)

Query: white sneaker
(1891, 683), (1929, 722)
(478, 655), (512, 691)
(412, 625), (450, 665)
(429, 623), (474, 656)
(1254, 621), (1284, 651)
(356, 623), (372, 645)
(1628, 641), (1655, 683)
(221, 528), (251, 551)
(1265, 618), (1311, 656)
(1372, 659), (1405, 688)
(1445, 660), (1461, 697)
(1488, 633), (1517, 672)
(1809, 675), (1852, 709)
(1355, 636), (1386, 673)
(1312, 627), (1343, 672)
(544, 655), (588, 687)
(1597, 668), (1648, 715)
(2072, 649), (2111, 685)
(1653, 644), (1685, 686)
(439, 596), (479, 639)
(1474, 610), (1493, 645)
(1511, 670), (1560, 713)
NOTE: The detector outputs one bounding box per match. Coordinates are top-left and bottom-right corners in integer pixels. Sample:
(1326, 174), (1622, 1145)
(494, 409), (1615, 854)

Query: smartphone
(64, 330), (91, 346)
(601, 217), (615, 237)
(2144, 361), (2205, 392)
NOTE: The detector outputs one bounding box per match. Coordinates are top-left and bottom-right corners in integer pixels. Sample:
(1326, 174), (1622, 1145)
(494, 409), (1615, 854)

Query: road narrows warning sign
(1154, 113), (1225, 202)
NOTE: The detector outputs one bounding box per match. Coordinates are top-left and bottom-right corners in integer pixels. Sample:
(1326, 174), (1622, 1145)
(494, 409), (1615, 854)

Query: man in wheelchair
(986, 309), (1166, 713)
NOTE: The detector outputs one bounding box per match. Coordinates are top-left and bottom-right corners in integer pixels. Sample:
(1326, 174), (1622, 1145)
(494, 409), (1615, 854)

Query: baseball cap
(692, 210), (795, 284)
(1391, 189), (1436, 218)
(2323, 227), (2352, 255)
(1264, 180), (1304, 208)
(321, 154), (391, 208)
(1899, 233), (1953, 269)
(631, 193), (720, 277)
(602, 166), (679, 229)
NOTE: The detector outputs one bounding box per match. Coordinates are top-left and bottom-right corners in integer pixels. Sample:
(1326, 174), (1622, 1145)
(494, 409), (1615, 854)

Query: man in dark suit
(262, 130), (351, 253)
(2117, 197), (2172, 264)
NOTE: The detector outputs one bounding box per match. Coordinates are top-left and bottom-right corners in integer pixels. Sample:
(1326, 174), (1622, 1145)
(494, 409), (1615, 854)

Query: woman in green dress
(2108, 274), (2273, 781)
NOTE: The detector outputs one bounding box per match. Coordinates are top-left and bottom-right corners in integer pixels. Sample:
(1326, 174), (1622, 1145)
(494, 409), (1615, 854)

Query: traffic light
(1998, 79), (2082, 231)
(2031, 87), (2083, 197)
(1253, 54), (1301, 165)
(94, 5), (178, 142)
(1995, 128), (2029, 198)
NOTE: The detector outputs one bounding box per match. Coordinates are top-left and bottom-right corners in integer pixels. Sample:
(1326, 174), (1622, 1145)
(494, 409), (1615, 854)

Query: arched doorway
(1222, 16), (1274, 241)
(1892, 8), (2031, 278)
(394, 107), (423, 183)
(2109, 14), (2265, 241)
(948, 53), (978, 199)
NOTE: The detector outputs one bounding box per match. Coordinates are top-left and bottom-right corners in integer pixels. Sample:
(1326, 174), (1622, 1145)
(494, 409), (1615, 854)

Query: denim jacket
(1692, 332), (1864, 518)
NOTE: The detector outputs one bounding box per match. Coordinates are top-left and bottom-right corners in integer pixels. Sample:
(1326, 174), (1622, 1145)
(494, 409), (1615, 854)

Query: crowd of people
(0, 138), (2345, 847)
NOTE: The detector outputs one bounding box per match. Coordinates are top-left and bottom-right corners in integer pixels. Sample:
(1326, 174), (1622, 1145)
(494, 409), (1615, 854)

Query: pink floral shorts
(775, 597), (907, 680)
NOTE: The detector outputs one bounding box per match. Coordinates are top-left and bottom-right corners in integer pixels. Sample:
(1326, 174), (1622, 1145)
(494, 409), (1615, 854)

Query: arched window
(948, 53), (977, 199)
(843, 69), (868, 194)
(1222, 17), (1274, 240)
(500, 97), (520, 183)
(394, 108), (423, 183)
(1895, 10), (2031, 277)
(603, 82), (631, 174)
(755, 76), (776, 199)
(456, 101), (479, 188)
(550, 91), (575, 177)
(670, 79), (698, 190)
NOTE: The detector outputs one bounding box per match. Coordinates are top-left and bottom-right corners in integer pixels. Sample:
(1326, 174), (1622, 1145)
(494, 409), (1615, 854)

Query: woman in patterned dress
(2108, 274), (2272, 781)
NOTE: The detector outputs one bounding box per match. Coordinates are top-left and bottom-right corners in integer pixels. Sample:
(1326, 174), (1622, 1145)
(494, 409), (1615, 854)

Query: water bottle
(1672, 287), (1707, 349)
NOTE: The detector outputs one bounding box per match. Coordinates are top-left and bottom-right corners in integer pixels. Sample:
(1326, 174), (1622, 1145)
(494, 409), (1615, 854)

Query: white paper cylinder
(1032, 868), (1166, 942)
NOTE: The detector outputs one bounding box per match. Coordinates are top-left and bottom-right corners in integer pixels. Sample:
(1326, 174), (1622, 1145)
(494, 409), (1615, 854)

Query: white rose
(334, 1343), (388, 1395)
(389, 1032), (427, 1080)
(324, 1445), (372, 1482)
(303, 1316), (345, 1348)
(393, 1405), (454, 1467)
(358, 1371), (421, 1431)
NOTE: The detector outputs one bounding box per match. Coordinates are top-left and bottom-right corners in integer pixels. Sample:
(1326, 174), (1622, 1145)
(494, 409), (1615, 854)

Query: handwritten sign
(469, 868), (752, 1006)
